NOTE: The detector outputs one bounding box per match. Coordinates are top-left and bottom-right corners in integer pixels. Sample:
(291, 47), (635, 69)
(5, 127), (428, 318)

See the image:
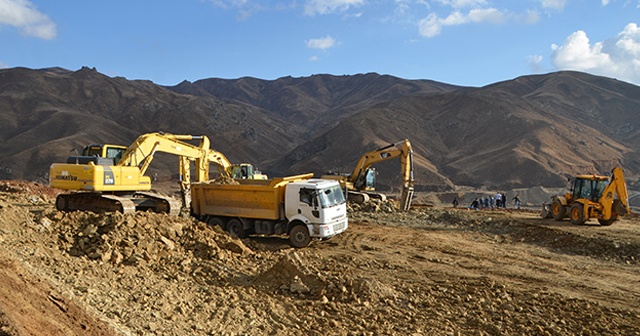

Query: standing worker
(513, 194), (521, 209)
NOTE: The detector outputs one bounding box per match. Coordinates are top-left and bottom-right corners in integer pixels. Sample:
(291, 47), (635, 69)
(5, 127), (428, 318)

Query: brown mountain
(266, 72), (640, 191)
(1, 67), (639, 193)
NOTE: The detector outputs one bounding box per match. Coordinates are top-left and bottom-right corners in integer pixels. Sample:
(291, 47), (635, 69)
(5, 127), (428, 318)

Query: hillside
(1, 67), (639, 192)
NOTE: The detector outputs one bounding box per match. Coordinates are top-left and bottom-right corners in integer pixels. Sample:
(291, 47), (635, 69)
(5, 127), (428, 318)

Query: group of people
(452, 192), (522, 210)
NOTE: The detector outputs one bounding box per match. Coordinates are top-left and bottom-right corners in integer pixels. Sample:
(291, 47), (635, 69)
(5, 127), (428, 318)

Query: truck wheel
(289, 225), (311, 248)
(206, 217), (227, 231)
(570, 203), (586, 225)
(226, 218), (247, 238)
(551, 199), (566, 221)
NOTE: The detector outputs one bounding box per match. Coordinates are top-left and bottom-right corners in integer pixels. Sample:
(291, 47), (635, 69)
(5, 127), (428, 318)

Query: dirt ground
(0, 180), (639, 335)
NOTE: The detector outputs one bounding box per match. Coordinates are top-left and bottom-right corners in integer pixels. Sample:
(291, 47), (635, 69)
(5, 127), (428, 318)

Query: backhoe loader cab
(570, 174), (609, 203)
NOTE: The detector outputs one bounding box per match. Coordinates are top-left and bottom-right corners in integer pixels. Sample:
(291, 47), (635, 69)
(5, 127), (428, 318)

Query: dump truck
(541, 166), (630, 225)
(190, 173), (348, 248)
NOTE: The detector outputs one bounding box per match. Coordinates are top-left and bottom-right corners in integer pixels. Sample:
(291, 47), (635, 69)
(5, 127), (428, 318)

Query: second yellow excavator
(50, 132), (264, 215)
(322, 139), (414, 210)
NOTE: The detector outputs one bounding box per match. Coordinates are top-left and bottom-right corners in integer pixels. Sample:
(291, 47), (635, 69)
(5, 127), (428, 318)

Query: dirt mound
(43, 211), (252, 266)
(348, 199), (398, 213)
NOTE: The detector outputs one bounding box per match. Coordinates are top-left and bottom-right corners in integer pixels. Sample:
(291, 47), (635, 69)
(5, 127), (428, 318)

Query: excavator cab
(231, 164), (253, 179)
(230, 163), (269, 180)
(67, 144), (128, 166)
(83, 144), (127, 163)
(353, 167), (377, 191)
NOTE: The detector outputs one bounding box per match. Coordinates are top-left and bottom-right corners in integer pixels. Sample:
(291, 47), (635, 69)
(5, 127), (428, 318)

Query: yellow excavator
(541, 166), (630, 225)
(322, 139), (414, 211)
(50, 132), (264, 215)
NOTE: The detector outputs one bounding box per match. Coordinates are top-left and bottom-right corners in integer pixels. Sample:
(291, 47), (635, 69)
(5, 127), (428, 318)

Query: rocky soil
(0, 180), (639, 335)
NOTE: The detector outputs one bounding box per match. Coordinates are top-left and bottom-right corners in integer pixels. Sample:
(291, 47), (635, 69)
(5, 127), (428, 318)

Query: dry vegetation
(0, 180), (638, 335)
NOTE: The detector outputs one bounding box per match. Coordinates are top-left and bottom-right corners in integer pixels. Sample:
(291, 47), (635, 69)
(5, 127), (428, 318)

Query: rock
(290, 276), (310, 294)
(159, 236), (176, 250)
(39, 217), (52, 229)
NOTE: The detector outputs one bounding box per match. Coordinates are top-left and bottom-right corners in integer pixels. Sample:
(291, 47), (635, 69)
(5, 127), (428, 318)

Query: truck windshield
(318, 185), (346, 208)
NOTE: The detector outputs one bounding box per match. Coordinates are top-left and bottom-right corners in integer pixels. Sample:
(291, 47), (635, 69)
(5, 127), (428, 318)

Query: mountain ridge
(1, 67), (639, 193)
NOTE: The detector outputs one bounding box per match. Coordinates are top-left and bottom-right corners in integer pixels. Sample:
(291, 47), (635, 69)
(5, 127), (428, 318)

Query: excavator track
(56, 193), (136, 215)
(55, 192), (182, 216)
(133, 192), (182, 216)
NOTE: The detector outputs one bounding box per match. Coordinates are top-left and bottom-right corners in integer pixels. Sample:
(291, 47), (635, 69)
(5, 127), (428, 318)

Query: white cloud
(418, 13), (441, 37)
(436, 0), (487, 9)
(527, 54), (545, 73)
(310, 55), (320, 61)
(466, 8), (506, 24)
(0, 60), (8, 69)
(551, 23), (640, 84)
(306, 36), (337, 50)
(540, 0), (567, 10)
(517, 10), (540, 25)
(0, 0), (56, 39)
(601, 0), (610, 5)
(304, 0), (364, 16)
(419, 7), (531, 37)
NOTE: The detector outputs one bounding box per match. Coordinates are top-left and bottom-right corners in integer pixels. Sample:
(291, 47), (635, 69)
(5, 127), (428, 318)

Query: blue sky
(1, 0), (639, 87)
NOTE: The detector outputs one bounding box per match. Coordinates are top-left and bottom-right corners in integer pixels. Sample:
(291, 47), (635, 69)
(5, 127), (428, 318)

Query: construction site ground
(0, 180), (639, 335)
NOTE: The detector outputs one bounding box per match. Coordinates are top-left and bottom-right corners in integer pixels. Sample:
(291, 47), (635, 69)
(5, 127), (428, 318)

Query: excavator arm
(598, 166), (630, 220)
(118, 132), (213, 180)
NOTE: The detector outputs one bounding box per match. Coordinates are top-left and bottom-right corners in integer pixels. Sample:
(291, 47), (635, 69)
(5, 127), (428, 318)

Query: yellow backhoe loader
(50, 132), (263, 215)
(322, 139), (414, 211)
(541, 166), (630, 225)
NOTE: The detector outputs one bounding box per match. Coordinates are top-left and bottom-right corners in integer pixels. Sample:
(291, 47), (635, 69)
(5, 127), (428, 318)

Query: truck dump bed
(191, 173), (313, 220)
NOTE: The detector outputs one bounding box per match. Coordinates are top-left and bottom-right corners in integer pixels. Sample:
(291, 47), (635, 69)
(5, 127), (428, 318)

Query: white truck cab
(284, 179), (348, 247)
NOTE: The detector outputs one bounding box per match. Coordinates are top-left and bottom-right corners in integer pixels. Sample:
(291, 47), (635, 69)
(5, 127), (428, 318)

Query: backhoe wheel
(598, 217), (617, 226)
(569, 203), (586, 225)
(289, 224), (311, 248)
(226, 218), (247, 238)
(551, 199), (566, 221)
